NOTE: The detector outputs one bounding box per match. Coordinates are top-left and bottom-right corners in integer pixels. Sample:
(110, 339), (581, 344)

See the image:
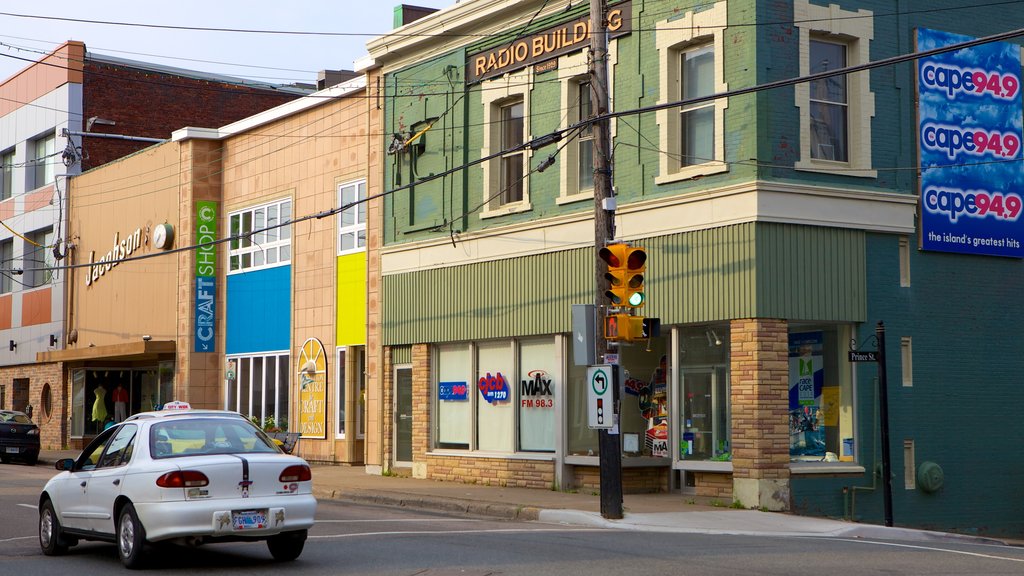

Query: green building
(364, 0), (1024, 538)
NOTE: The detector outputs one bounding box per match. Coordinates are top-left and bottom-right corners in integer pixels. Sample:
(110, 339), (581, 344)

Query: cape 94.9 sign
(917, 28), (1024, 258)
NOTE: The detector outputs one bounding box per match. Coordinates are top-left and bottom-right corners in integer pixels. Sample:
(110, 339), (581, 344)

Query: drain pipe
(847, 376), (879, 521)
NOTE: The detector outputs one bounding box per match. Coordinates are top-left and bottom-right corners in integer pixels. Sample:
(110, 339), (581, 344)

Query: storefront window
(436, 343), (471, 449)
(70, 366), (170, 437)
(71, 370), (85, 437)
(618, 335), (670, 457)
(678, 325), (731, 461)
(227, 352), (290, 430)
(788, 325), (854, 461)
(435, 337), (558, 454)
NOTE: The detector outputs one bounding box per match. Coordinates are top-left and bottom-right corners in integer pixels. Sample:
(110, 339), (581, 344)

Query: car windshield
(0, 412), (30, 424)
(150, 418), (280, 458)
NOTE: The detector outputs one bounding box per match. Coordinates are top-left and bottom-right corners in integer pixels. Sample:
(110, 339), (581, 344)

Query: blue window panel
(226, 266), (291, 354)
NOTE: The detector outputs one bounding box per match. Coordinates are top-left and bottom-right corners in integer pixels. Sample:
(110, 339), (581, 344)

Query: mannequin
(92, 385), (108, 424)
(113, 383), (129, 422)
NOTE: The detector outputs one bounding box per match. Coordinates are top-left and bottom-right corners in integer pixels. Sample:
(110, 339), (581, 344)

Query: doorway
(394, 365), (413, 466)
(680, 365), (730, 460)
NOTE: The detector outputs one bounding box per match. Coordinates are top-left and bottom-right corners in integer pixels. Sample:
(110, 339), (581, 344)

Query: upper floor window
(679, 44), (715, 167)
(25, 226), (53, 288)
(809, 40), (848, 162)
(480, 68), (532, 218)
(337, 180), (366, 254)
(794, 0), (875, 177)
(0, 239), (12, 294)
(498, 100), (525, 206)
(576, 81), (595, 192)
(229, 199), (291, 273)
(655, 1), (729, 185)
(32, 133), (55, 190)
(1, 148), (13, 201)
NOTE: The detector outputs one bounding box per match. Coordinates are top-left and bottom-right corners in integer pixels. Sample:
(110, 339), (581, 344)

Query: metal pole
(876, 321), (894, 527)
(590, 0), (622, 520)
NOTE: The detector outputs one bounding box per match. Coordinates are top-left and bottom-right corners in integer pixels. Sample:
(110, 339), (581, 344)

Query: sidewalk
(37, 450), (1014, 546)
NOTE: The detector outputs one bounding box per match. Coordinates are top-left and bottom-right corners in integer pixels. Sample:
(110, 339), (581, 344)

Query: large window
(655, 2), (728, 184)
(435, 337), (557, 453)
(794, 0), (875, 176)
(480, 69), (532, 217)
(32, 133), (55, 189)
(576, 82), (595, 192)
(498, 101), (525, 206)
(25, 227), (53, 288)
(337, 180), (366, 254)
(679, 45), (715, 167)
(0, 239), (12, 294)
(229, 199), (291, 272)
(336, 349), (347, 438)
(1, 148), (13, 200)
(788, 325), (854, 462)
(226, 353), (290, 431)
(809, 40), (848, 162)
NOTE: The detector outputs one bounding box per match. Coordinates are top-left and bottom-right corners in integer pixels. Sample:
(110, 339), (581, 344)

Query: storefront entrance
(71, 362), (175, 438)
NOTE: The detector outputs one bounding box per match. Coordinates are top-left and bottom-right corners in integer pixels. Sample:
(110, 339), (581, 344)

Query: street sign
(848, 350), (878, 362)
(587, 364), (614, 429)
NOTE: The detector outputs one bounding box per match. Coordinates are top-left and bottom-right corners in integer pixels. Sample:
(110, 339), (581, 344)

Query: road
(1, 462), (1022, 575)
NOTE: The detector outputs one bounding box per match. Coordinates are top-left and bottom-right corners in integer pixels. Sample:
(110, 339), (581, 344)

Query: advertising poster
(194, 201), (218, 351)
(917, 28), (1024, 258)
(789, 332), (825, 457)
(297, 338), (327, 438)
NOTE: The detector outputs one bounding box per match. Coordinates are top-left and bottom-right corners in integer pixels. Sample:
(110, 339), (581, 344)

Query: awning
(36, 340), (176, 363)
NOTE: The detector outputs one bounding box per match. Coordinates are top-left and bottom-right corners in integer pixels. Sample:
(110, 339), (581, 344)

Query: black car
(0, 410), (40, 465)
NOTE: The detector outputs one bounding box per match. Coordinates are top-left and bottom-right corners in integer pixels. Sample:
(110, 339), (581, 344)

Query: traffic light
(598, 243), (647, 308)
(605, 314), (659, 342)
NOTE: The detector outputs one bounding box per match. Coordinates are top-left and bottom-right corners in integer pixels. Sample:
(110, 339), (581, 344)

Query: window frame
(0, 148), (14, 201)
(224, 352), (290, 430)
(808, 39), (849, 162)
(0, 238), (12, 294)
(794, 0), (876, 177)
(654, 2), (729, 185)
(228, 198), (292, 274)
(335, 348), (347, 439)
(25, 226), (54, 289)
(337, 180), (367, 255)
(479, 68), (533, 218)
(32, 133), (55, 190)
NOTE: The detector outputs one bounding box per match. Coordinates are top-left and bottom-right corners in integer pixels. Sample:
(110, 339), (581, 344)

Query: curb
(313, 488), (541, 521)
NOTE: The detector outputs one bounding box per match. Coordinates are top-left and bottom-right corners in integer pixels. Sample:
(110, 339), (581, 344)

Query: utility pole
(590, 0), (623, 520)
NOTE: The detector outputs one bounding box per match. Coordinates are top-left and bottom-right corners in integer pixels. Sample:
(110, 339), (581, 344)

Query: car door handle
(112, 479), (120, 486)
(80, 481), (87, 487)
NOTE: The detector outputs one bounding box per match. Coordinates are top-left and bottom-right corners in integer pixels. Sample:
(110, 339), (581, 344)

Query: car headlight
(27, 428), (39, 436)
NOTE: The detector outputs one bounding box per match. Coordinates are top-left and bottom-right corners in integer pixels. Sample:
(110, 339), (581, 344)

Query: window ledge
(794, 159), (877, 179)
(654, 161), (728, 186)
(565, 455), (671, 467)
(426, 450), (555, 461)
(479, 201), (532, 219)
(674, 460), (733, 473)
(556, 191), (594, 206)
(789, 461), (866, 475)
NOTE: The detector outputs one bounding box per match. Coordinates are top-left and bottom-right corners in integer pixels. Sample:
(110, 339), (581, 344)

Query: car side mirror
(55, 458), (74, 471)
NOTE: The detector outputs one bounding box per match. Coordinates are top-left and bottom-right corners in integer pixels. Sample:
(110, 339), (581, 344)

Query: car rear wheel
(267, 529), (307, 561)
(24, 454), (38, 466)
(117, 503), (147, 569)
(39, 499), (69, 555)
(0, 455), (9, 464)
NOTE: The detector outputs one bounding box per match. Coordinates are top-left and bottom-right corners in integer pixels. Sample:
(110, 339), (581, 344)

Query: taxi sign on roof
(162, 401), (191, 411)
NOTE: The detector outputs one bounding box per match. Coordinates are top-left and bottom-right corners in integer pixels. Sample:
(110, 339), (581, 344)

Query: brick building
(0, 40), (308, 448)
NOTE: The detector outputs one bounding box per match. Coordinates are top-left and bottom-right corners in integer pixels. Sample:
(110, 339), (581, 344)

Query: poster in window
(788, 332), (824, 457)
(297, 338), (327, 439)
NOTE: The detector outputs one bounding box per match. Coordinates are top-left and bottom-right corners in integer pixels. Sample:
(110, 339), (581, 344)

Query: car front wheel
(267, 529), (307, 561)
(39, 499), (69, 555)
(117, 503), (147, 569)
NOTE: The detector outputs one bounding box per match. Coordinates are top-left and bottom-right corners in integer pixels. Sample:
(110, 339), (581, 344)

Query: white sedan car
(38, 407), (316, 568)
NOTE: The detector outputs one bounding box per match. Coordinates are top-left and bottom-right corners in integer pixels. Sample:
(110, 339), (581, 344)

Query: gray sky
(0, 1), (456, 86)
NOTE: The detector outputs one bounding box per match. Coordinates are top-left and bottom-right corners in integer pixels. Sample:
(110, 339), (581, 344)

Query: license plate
(231, 509), (268, 530)
(5, 447), (17, 454)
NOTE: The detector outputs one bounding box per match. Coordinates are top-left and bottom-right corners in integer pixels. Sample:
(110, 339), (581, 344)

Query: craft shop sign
(466, 0), (632, 84)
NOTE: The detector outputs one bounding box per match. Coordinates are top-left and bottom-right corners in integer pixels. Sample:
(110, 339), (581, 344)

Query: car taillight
(279, 465), (311, 482)
(27, 428), (39, 436)
(156, 470), (210, 488)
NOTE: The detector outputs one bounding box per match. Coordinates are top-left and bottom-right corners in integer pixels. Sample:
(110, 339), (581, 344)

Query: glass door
(394, 366), (413, 465)
(680, 366), (730, 460)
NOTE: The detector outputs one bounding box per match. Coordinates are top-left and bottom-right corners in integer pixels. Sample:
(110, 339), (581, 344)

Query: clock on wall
(152, 223), (174, 249)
